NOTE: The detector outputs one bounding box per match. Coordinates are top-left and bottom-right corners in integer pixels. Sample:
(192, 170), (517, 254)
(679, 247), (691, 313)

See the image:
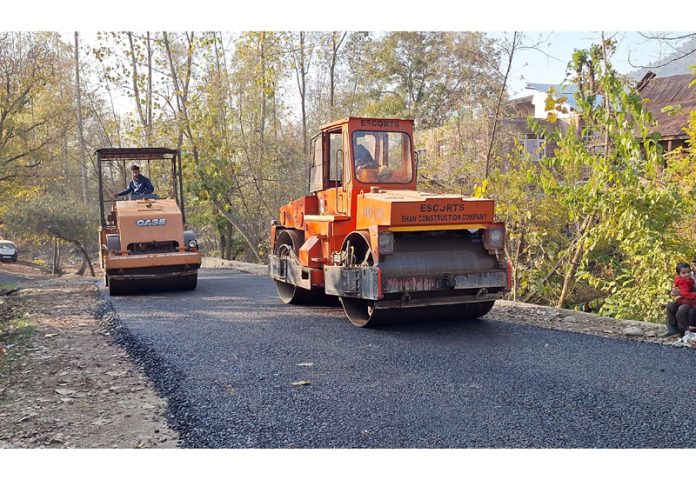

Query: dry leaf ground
(0, 262), (178, 448)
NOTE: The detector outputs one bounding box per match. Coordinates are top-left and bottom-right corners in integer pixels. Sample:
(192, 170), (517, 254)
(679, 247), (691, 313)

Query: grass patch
(0, 325), (35, 408)
(0, 282), (18, 294)
(0, 325), (35, 362)
(0, 283), (24, 332)
(0, 283), (35, 374)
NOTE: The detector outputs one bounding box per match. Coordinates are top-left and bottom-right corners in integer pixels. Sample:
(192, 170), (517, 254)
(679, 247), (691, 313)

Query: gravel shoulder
(0, 264), (178, 448)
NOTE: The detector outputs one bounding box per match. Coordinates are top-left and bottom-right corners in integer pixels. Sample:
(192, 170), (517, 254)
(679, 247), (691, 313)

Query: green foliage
(3, 191), (98, 251)
(0, 33), (74, 186)
(486, 40), (694, 322)
(359, 32), (501, 128)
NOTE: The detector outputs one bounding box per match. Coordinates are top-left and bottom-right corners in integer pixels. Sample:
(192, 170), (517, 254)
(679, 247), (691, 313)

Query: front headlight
(483, 227), (505, 251)
(378, 231), (394, 255)
(188, 239), (198, 249)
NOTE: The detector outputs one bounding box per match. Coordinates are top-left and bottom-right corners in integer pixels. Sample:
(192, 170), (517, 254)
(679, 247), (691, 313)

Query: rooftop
(638, 72), (696, 140)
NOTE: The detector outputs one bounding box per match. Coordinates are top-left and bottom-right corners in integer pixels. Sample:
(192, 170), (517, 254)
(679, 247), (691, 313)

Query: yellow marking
(389, 224), (488, 232)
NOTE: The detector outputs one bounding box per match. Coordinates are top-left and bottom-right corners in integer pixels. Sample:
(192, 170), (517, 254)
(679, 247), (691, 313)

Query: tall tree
(0, 33), (72, 184)
(360, 32), (501, 128)
(74, 32), (89, 205)
(289, 32), (314, 157)
(327, 32), (347, 119)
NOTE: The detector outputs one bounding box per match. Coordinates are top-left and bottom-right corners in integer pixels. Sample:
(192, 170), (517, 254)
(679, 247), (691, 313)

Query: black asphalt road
(103, 268), (696, 448)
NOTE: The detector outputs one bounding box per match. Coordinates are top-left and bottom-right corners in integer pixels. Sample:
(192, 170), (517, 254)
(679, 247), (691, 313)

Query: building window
(437, 140), (448, 158)
(523, 134), (545, 160)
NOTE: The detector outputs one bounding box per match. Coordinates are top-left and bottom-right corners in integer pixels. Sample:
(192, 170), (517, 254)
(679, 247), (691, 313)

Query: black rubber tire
(181, 273), (198, 291)
(340, 299), (496, 327)
(107, 273), (197, 295)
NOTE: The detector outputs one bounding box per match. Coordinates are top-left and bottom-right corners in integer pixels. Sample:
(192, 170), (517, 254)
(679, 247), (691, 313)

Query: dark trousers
(666, 302), (696, 332)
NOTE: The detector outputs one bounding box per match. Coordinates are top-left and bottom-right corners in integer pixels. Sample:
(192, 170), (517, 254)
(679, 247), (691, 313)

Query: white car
(0, 240), (18, 262)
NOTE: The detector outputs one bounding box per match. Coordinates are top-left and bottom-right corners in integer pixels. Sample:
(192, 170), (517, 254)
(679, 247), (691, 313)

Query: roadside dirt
(0, 262), (178, 448)
(491, 300), (685, 347)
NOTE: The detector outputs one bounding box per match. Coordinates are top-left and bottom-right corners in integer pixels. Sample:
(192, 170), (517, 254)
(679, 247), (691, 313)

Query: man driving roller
(114, 164), (154, 198)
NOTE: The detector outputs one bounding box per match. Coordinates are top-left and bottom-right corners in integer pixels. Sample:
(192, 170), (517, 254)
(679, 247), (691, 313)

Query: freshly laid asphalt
(102, 268), (696, 448)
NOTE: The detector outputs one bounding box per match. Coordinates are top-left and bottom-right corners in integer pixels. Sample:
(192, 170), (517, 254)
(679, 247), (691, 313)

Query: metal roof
(95, 147), (178, 161)
(638, 73), (696, 140)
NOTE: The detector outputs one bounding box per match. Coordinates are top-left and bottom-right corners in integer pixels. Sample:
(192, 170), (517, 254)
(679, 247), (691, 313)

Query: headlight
(483, 227), (505, 251)
(378, 231), (394, 255)
(188, 239), (198, 249)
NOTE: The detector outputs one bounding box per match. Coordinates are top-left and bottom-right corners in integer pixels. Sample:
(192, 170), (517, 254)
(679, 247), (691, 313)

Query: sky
(18, 0), (694, 110)
(492, 31), (693, 97)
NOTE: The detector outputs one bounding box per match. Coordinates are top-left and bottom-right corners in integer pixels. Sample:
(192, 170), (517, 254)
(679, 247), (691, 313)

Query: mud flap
(324, 266), (380, 300)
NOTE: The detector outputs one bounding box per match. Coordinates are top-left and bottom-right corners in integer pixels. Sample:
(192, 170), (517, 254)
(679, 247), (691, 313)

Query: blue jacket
(117, 175), (154, 196)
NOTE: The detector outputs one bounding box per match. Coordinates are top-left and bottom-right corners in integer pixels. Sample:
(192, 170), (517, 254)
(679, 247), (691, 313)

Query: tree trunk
(219, 225), (226, 259)
(212, 199), (262, 263)
(52, 238), (61, 275)
(600, 31), (612, 161)
(127, 32), (148, 137)
(259, 33), (266, 165)
(485, 31), (518, 179)
(329, 32), (346, 119)
(505, 226), (525, 302)
(146, 31), (153, 145)
(224, 222), (234, 260)
(557, 213), (595, 309)
(76, 256), (86, 275)
(74, 32), (89, 205)
(75, 243), (95, 277)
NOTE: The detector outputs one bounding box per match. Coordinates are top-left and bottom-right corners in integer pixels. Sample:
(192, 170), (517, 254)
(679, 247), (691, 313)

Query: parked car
(0, 240), (18, 262)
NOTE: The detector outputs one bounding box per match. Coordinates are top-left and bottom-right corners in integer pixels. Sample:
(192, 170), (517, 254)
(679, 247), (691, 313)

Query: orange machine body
(269, 117), (509, 325)
(100, 198), (201, 272)
(96, 147), (201, 294)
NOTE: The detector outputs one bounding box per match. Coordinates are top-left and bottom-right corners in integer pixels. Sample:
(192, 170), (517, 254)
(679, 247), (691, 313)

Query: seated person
(114, 164), (155, 199)
(664, 261), (696, 338)
(354, 142), (380, 183)
(355, 143), (377, 171)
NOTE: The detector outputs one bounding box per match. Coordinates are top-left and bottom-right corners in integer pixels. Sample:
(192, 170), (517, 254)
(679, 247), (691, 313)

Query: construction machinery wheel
(460, 300), (495, 319)
(107, 273), (197, 296)
(108, 278), (131, 296)
(338, 233), (387, 327)
(273, 239), (315, 304)
(165, 273), (198, 291)
(182, 273), (198, 291)
(338, 233), (497, 327)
